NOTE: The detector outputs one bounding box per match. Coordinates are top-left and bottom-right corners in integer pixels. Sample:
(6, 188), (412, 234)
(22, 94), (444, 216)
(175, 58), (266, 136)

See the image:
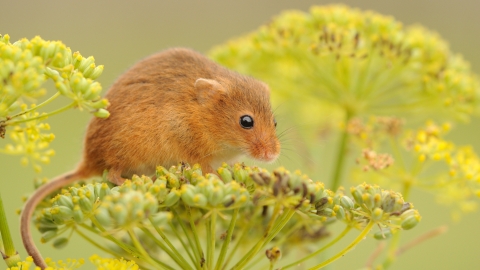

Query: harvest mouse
(20, 48), (281, 268)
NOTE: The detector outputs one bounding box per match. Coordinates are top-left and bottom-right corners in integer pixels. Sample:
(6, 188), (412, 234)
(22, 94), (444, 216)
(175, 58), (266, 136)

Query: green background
(1, 0), (480, 269)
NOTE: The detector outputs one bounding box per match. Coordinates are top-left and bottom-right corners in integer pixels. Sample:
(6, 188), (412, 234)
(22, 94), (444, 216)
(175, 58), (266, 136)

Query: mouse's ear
(195, 78), (225, 103)
(259, 81), (271, 96)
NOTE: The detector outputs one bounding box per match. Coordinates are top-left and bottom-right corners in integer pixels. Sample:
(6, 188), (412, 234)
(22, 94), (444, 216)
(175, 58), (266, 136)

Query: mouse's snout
(249, 134), (281, 163)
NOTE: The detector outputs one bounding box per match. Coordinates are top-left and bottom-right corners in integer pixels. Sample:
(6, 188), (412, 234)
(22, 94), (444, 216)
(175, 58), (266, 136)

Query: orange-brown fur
(21, 48), (280, 268)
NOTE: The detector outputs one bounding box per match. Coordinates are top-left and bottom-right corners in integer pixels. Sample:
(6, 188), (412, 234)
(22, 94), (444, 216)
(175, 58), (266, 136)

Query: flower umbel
(32, 163), (420, 269)
(0, 34), (109, 171)
(210, 5), (480, 121)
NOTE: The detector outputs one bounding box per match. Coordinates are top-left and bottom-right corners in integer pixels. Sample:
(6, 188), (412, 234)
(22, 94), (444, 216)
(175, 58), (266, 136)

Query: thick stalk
(309, 220), (375, 270)
(282, 225), (352, 269)
(330, 110), (353, 191)
(0, 192), (21, 267)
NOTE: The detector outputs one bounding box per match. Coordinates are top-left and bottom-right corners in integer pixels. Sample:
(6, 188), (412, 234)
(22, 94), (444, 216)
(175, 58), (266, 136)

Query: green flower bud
(340, 196), (354, 209)
(150, 212), (173, 227)
(51, 205), (73, 220)
(218, 166), (233, 183)
(99, 182), (110, 199)
(94, 208), (111, 227)
(334, 205), (346, 220)
(78, 56), (95, 72)
(374, 229), (393, 240)
(372, 207), (384, 221)
(73, 205), (84, 223)
(91, 99), (109, 109)
(165, 189), (181, 207)
(233, 164), (249, 183)
(88, 65), (104, 80)
(54, 81), (69, 95)
(82, 63), (96, 78)
(112, 204), (127, 225)
(319, 208), (335, 217)
(401, 215), (421, 230)
(192, 194), (208, 208)
(222, 194), (236, 208)
(94, 108), (110, 118)
(79, 195), (93, 212)
(373, 193), (382, 208)
(44, 67), (60, 80)
(38, 220), (58, 233)
(362, 193), (374, 209)
(41, 230), (58, 243)
(53, 237), (69, 249)
(400, 209), (418, 219)
(56, 195), (74, 209)
(351, 186), (363, 205)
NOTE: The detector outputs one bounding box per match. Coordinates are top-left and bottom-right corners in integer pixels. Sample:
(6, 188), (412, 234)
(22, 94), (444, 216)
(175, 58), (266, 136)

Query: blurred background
(1, 0), (479, 269)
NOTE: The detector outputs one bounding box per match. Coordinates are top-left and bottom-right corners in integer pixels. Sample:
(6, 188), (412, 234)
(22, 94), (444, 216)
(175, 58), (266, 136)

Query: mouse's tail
(20, 171), (84, 269)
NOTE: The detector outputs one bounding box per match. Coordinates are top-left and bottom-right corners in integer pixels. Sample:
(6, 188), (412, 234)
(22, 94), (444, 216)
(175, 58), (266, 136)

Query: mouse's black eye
(274, 118), (277, 128)
(240, 115), (254, 129)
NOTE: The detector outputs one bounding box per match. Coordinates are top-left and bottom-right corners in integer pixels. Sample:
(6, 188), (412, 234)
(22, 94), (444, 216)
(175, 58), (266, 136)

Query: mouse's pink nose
(263, 151), (279, 162)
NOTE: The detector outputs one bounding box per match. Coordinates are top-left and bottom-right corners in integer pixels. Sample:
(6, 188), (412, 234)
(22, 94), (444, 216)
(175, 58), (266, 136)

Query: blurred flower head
(210, 5), (480, 125)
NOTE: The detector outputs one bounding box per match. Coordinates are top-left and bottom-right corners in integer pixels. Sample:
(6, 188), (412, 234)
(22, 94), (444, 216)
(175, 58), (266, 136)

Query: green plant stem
(282, 225), (352, 269)
(89, 218), (137, 256)
(207, 210), (217, 269)
(331, 110), (353, 191)
(309, 220), (375, 270)
(232, 204), (281, 269)
(6, 101), (76, 126)
(171, 219), (199, 269)
(381, 231), (401, 269)
(75, 227), (124, 259)
(127, 228), (168, 270)
(8, 92), (61, 120)
(140, 227), (192, 270)
(222, 214), (252, 269)
(207, 209), (217, 269)
(185, 206), (205, 266)
(150, 221), (194, 268)
(245, 254), (264, 269)
(0, 192), (21, 267)
(215, 208), (238, 270)
(233, 207), (295, 270)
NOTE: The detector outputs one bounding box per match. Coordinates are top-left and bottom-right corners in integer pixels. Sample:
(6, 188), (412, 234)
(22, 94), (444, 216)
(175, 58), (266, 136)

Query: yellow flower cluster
(210, 5), (480, 122)
(1, 106), (55, 172)
(0, 34), (109, 171)
(352, 120), (480, 219)
(408, 121), (452, 162)
(89, 255), (139, 270)
(5, 256), (137, 270)
(7, 257), (84, 270)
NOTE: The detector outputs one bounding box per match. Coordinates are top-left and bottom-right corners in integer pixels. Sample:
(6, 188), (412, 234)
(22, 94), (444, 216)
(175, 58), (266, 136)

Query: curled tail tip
(20, 170), (83, 270)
